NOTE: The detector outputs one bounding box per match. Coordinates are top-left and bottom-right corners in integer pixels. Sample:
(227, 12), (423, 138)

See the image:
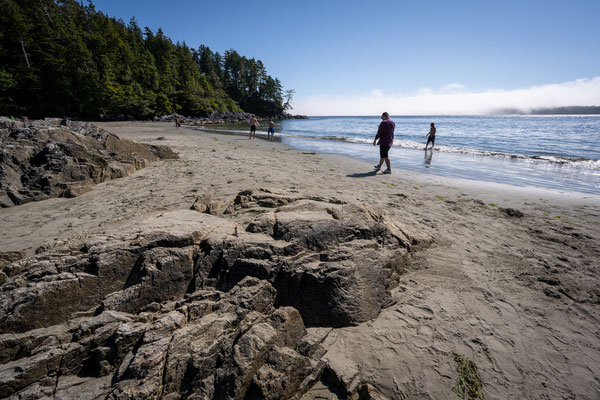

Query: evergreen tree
(0, 0), (289, 118)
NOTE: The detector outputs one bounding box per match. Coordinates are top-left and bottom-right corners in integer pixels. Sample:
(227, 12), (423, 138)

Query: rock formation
(0, 118), (178, 207)
(153, 111), (308, 125)
(0, 190), (430, 398)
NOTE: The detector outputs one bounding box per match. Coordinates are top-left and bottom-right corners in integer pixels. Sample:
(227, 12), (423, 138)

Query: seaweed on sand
(452, 353), (485, 399)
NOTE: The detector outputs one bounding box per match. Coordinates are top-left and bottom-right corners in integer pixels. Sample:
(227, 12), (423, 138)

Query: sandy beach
(1, 121), (599, 399)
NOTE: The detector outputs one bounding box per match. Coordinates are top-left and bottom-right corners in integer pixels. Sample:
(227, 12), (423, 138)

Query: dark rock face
(501, 207), (524, 218)
(0, 190), (430, 399)
(0, 117), (178, 207)
(0, 277), (327, 399)
(155, 112), (256, 125)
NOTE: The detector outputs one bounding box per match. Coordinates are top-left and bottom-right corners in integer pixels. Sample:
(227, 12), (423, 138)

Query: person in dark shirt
(373, 112), (395, 174)
(425, 122), (436, 149)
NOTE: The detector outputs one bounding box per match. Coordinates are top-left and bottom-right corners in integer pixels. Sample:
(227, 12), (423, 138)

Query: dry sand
(1, 121), (599, 399)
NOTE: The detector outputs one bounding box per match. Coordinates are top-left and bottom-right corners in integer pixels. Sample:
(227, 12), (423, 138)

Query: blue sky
(92, 0), (600, 115)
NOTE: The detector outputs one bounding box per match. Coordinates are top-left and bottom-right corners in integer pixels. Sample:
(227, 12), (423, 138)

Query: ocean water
(202, 115), (600, 194)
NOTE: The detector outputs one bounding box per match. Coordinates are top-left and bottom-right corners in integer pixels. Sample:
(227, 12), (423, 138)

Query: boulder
(0, 118), (178, 207)
(191, 195), (234, 216)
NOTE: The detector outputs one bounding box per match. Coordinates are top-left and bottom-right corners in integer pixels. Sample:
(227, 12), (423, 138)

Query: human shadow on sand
(234, 136), (282, 142)
(346, 171), (378, 178)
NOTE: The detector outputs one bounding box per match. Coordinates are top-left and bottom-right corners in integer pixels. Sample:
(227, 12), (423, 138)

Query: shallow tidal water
(197, 115), (600, 194)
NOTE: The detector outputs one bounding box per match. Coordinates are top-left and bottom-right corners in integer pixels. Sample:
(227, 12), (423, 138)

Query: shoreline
(1, 121), (598, 252)
(196, 123), (600, 202)
(322, 151), (600, 206)
(192, 120), (600, 195)
(1, 121), (599, 398)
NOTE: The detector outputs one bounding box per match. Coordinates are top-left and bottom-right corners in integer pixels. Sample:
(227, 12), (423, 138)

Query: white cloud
(439, 83), (467, 93)
(292, 77), (600, 115)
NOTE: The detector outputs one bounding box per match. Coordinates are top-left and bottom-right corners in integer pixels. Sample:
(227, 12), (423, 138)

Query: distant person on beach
(249, 115), (260, 139)
(373, 112), (395, 174)
(175, 116), (181, 128)
(268, 120), (275, 140)
(425, 122), (436, 149)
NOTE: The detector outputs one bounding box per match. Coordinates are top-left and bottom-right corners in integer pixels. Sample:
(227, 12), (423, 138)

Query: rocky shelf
(0, 188), (430, 399)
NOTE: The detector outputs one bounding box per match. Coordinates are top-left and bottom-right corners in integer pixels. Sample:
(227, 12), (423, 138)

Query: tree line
(0, 0), (292, 119)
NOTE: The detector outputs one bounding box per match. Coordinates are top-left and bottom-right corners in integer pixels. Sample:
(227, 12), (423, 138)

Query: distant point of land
(493, 106), (600, 115)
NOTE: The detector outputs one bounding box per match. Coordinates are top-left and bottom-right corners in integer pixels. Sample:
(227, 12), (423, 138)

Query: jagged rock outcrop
(0, 117), (179, 207)
(154, 112), (255, 125)
(0, 190), (430, 398)
(154, 111), (308, 125)
(0, 277), (329, 399)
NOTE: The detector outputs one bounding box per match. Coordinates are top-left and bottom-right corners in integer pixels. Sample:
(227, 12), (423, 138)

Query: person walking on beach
(373, 112), (395, 174)
(249, 115), (260, 139)
(267, 120), (275, 141)
(425, 122), (436, 150)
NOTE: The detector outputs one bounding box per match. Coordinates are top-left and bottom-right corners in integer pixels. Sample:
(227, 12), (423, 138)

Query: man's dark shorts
(380, 145), (390, 158)
(250, 125), (256, 133)
(427, 136), (435, 146)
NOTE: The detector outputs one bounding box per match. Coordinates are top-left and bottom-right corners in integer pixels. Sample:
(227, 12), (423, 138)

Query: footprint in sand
(395, 313), (419, 326)
(402, 304), (435, 320)
(485, 336), (523, 381)
(382, 331), (407, 345)
(417, 325), (433, 336)
(413, 325), (434, 348)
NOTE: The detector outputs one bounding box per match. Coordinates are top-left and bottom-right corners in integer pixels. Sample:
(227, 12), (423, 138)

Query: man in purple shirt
(373, 112), (395, 174)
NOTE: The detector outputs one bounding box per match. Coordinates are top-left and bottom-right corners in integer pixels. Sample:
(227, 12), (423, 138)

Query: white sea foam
(193, 124), (600, 169)
(280, 133), (600, 169)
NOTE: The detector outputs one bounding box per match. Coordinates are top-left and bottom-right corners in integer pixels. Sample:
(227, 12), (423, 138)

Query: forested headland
(0, 0), (293, 119)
